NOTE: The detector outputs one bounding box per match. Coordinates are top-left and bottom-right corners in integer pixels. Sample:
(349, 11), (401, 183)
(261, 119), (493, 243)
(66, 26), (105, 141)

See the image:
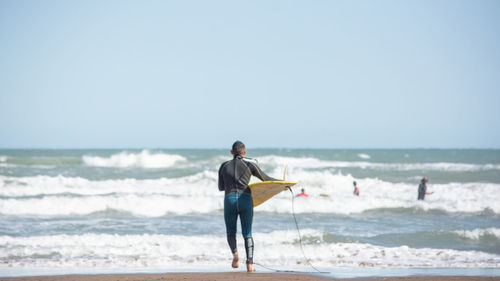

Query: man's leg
(224, 194), (239, 268)
(239, 194), (254, 272)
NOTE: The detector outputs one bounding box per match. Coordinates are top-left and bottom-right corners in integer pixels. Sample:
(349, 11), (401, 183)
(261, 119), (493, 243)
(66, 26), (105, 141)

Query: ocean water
(0, 149), (499, 277)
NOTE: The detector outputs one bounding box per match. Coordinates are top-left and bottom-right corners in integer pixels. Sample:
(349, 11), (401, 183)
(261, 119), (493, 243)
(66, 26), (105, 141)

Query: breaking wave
(357, 153), (371, 159)
(1, 171), (499, 217)
(259, 155), (500, 172)
(455, 228), (500, 240)
(82, 150), (186, 168)
(0, 230), (498, 269)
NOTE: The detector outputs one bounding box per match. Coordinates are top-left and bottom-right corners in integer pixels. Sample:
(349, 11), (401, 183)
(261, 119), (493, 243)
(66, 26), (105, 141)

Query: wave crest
(455, 227), (500, 240)
(1, 231), (498, 269)
(1, 172), (500, 217)
(258, 155), (500, 172)
(82, 150), (186, 168)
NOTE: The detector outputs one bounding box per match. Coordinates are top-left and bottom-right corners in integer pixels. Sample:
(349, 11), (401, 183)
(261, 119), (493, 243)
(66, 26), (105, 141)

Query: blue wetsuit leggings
(224, 192), (254, 264)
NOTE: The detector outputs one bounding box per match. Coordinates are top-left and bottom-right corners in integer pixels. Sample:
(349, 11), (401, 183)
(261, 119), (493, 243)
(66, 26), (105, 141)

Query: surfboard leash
(255, 187), (330, 274)
(287, 187), (329, 274)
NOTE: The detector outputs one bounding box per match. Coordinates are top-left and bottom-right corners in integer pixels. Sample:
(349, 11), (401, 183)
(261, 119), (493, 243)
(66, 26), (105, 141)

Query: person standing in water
(296, 188), (309, 197)
(218, 141), (278, 272)
(353, 181), (360, 196)
(418, 177), (432, 200)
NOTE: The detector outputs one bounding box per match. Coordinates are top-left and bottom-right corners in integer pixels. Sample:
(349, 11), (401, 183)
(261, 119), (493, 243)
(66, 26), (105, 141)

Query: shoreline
(2, 272), (500, 281)
(2, 267), (500, 279)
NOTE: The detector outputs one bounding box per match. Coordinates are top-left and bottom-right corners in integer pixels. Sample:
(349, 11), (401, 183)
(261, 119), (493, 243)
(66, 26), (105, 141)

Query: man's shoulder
(219, 160), (231, 169)
(242, 159), (257, 169)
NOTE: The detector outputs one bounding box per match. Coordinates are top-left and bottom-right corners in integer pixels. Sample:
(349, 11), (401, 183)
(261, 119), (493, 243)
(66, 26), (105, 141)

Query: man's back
(218, 156), (276, 195)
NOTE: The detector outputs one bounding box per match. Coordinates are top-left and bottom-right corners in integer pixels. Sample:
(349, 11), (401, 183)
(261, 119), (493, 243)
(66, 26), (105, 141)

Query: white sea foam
(82, 150), (186, 168)
(358, 153), (371, 159)
(0, 231), (498, 269)
(0, 172), (218, 197)
(454, 228), (500, 240)
(1, 171), (499, 217)
(256, 169), (500, 214)
(258, 155), (500, 172)
(0, 172), (221, 216)
(0, 155), (12, 167)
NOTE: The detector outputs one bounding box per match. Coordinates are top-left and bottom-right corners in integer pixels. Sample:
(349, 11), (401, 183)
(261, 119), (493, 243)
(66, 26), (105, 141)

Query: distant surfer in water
(218, 141), (278, 272)
(417, 177), (433, 200)
(296, 188), (308, 197)
(353, 181), (360, 196)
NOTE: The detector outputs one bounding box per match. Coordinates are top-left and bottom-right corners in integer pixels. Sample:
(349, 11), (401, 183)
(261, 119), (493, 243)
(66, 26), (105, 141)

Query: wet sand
(1, 273), (499, 281)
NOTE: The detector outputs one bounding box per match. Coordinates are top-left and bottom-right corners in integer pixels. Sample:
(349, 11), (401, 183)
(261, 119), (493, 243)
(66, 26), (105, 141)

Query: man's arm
(247, 162), (279, 181)
(218, 163), (226, 191)
(420, 184), (433, 195)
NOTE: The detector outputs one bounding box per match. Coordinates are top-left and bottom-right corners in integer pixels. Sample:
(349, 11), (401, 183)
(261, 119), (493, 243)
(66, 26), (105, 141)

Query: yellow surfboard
(249, 181), (297, 207)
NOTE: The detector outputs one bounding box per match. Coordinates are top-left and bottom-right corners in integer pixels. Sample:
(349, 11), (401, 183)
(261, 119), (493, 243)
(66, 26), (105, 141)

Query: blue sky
(1, 0), (499, 148)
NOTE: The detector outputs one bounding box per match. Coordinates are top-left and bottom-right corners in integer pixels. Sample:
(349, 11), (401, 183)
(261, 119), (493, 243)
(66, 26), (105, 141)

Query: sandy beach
(2, 273), (500, 281)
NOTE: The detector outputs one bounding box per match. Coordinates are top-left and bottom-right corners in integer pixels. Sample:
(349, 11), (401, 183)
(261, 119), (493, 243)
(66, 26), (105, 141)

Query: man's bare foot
(247, 263), (255, 272)
(231, 252), (239, 268)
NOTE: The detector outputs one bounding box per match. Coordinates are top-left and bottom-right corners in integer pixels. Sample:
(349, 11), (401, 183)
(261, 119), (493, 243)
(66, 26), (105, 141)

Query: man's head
(231, 141), (246, 157)
(422, 177), (428, 183)
(353, 181), (357, 186)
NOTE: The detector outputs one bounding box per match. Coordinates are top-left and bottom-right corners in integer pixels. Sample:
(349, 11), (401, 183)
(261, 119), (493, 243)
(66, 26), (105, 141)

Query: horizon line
(0, 147), (499, 150)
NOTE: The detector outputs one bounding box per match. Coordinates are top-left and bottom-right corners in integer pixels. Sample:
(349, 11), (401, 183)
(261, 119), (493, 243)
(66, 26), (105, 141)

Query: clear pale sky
(1, 0), (499, 149)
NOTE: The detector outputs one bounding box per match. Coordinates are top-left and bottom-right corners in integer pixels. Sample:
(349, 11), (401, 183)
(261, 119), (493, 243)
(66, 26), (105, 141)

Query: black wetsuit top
(418, 182), (427, 200)
(218, 155), (278, 196)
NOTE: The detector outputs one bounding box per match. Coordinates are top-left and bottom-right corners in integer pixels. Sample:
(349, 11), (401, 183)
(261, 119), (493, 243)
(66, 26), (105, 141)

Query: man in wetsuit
(218, 141), (278, 272)
(418, 177), (431, 200)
